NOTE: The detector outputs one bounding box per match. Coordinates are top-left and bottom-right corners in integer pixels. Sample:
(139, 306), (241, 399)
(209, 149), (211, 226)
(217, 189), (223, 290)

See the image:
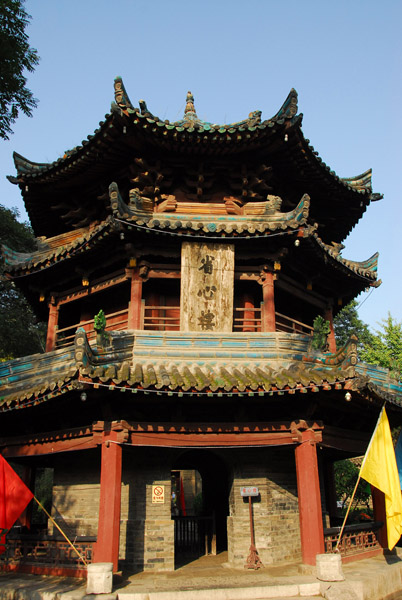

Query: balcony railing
(0, 534), (94, 574)
(143, 305), (180, 331)
(275, 311), (314, 336)
(55, 309), (128, 348)
(324, 522), (383, 558)
(233, 307), (262, 332)
(54, 305), (313, 348)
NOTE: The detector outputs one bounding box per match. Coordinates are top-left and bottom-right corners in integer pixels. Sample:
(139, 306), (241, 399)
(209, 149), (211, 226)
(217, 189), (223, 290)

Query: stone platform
(0, 552), (402, 600)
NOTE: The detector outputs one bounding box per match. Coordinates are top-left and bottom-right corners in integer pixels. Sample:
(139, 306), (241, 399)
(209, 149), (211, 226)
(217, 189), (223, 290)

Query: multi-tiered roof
(0, 78), (400, 433)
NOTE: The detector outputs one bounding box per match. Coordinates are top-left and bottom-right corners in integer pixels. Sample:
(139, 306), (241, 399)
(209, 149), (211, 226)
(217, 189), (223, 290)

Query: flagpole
(335, 405), (387, 552)
(33, 496), (88, 567)
(334, 474), (361, 552)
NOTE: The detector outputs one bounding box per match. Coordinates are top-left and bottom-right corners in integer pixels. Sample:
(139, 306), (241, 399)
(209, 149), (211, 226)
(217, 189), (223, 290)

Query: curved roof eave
(8, 78), (381, 242)
(1, 219), (114, 276)
(312, 234), (379, 284)
(10, 81), (376, 201)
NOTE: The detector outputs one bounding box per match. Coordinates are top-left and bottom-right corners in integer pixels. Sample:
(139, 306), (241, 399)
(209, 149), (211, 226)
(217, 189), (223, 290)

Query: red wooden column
(93, 434), (122, 571)
(371, 486), (388, 548)
(295, 429), (325, 564)
(127, 268), (143, 329)
(261, 270), (276, 332)
(242, 293), (255, 332)
(324, 306), (336, 353)
(45, 297), (59, 352)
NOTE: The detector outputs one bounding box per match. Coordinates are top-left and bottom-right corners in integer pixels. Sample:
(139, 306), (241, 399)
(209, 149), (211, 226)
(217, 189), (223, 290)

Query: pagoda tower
(0, 78), (401, 576)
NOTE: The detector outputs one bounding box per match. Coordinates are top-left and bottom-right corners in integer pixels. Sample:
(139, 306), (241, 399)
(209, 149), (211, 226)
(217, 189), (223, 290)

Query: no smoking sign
(152, 485), (165, 504)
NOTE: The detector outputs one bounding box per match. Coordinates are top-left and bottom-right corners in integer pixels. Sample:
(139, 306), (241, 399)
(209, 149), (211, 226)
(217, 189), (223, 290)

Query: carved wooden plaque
(180, 241), (234, 332)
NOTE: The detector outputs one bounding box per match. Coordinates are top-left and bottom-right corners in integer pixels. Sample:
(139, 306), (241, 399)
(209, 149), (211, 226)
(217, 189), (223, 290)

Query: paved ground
(0, 551), (402, 600)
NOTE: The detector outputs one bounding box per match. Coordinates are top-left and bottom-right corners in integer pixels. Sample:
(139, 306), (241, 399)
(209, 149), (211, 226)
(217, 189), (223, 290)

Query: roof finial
(184, 91), (197, 119)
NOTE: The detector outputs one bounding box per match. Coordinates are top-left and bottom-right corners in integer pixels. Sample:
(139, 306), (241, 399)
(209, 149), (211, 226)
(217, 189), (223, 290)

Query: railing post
(46, 297), (59, 352)
(295, 429), (325, 564)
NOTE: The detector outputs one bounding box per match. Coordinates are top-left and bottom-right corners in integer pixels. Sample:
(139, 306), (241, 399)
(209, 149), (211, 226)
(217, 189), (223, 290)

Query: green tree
(0, 0), (39, 140)
(334, 300), (372, 355)
(334, 459), (371, 511)
(360, 314), (402, 382)
(0, 205), (45, 359)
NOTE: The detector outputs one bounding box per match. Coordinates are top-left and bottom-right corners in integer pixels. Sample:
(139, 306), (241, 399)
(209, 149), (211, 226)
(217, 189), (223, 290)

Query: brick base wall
(227, 447), (302, 567)
(48, 444), (311, 571)
(51, 450), (100, 538)
(120, 448), (174, 571)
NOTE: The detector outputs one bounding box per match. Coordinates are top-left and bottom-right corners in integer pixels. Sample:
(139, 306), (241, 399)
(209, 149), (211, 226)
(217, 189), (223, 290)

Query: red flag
(0, 455), (34, 553)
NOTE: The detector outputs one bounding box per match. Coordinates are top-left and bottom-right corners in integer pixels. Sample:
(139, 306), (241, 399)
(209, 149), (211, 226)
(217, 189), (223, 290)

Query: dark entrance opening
(171, 450), (230, 568)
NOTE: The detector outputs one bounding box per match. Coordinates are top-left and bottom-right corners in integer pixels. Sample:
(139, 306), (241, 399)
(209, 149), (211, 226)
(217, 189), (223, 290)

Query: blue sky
(1, 0), (401, 330)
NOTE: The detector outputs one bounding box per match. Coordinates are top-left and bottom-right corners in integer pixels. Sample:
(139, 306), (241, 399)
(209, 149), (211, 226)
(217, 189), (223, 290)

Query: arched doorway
(171, 450), (230, 567)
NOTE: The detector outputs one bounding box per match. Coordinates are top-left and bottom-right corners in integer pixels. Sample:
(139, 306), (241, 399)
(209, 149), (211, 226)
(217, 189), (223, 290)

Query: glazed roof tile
(8, 78), (381, 242)
(1, 330), (401, 412)
(1, 219), (113, 274)
(1, 189), (378, 290)
(312, 234), (379, 283)
(10, 80), (372, 199)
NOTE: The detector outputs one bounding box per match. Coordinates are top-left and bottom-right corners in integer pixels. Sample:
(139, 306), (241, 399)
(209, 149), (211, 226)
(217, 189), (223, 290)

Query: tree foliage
(0, 0), (39, 140)
(360, 314), (402, 382)
(334, 459), (371, 510)
(334, 300), (372, 355)
(0, 205), (45, 359)
(334, 301), (402, 381)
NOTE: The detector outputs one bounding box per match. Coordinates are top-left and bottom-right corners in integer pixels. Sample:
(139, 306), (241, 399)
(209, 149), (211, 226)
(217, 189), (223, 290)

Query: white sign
(240, 486), (259, 497)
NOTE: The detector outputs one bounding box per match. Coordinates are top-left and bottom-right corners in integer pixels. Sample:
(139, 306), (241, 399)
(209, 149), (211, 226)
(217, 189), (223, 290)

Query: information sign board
(240, 486), (259, 497)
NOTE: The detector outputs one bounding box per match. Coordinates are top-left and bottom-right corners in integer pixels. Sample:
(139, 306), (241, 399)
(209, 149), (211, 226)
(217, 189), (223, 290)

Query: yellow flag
(360, 407), (402, 550)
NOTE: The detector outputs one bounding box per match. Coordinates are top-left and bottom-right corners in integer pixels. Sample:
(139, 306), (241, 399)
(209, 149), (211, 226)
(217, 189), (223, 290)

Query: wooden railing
(233, 307), (262, 331)
(0, 534), (94, 571)
(55, 309), (128, 348)
(275, 311), (314, 335)
(324, 522), (383, 557)
(143, 305), (180, 331)
(54, 305), (313, 347)
(234, 307), (313, 335)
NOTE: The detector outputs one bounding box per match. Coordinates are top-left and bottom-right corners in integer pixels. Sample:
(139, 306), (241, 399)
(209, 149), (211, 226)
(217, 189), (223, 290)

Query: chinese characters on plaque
(180, 242), (234, 332)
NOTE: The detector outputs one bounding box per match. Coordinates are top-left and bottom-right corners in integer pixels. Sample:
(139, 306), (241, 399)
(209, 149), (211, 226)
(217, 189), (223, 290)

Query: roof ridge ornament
(272, 88), (299, 122)
(184, 91), (197, 119)
(113, 76), (134, 114)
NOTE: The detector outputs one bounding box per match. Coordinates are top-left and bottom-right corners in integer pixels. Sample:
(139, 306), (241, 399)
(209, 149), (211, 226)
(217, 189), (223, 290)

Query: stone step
(117, 582), (323, 600)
